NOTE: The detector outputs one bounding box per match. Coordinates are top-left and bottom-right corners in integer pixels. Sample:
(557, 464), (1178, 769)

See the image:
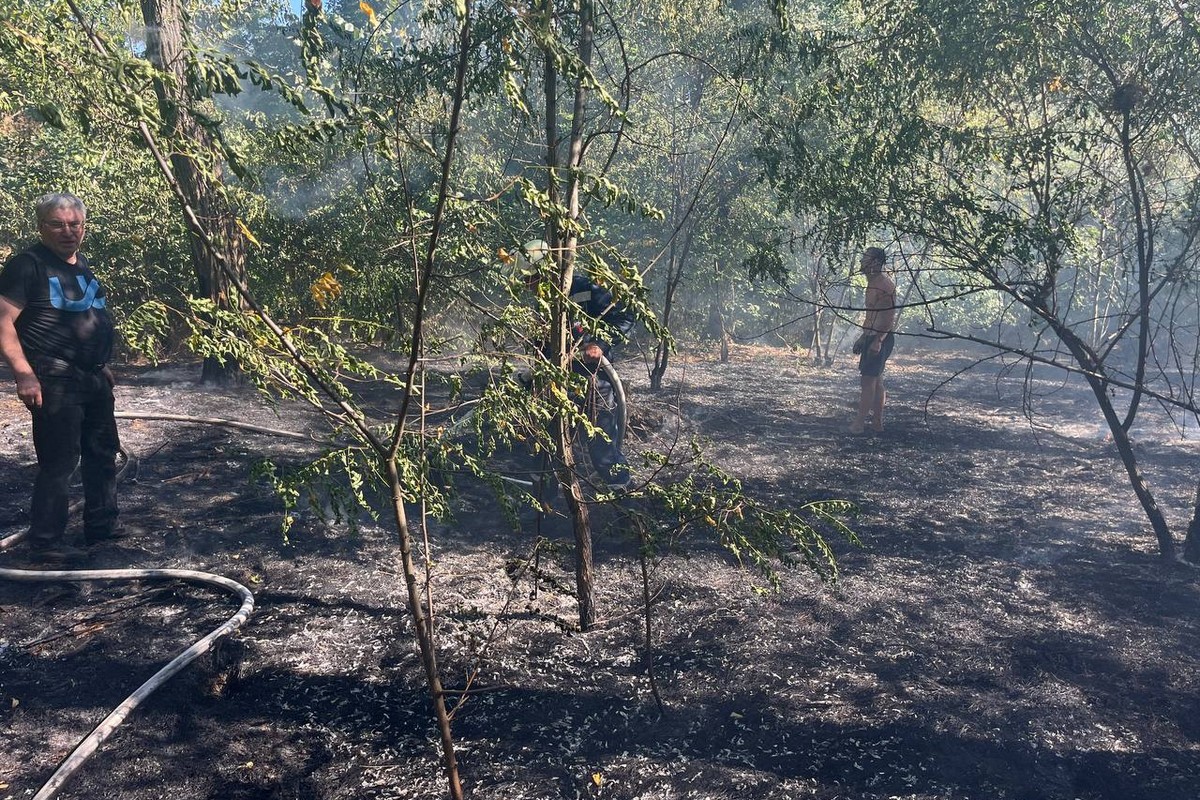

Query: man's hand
(101, 366), (115, 388)
(0, 295), (37, 407)
(15, 372), (41, 409)
(581, 343), (604, 364)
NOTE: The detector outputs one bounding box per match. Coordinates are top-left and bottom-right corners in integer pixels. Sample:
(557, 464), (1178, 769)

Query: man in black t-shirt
(0, 193), (120, 565)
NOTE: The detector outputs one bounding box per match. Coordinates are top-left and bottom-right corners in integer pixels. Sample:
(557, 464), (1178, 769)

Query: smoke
(261, 159), (368, 221)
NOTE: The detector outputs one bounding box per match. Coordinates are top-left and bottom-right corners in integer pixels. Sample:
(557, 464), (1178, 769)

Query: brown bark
(539, 0), (598, 629)
(650, 167), (692, 391)
(385, 461), (463, 800)
(1052, 322), (1177, 560)
(1183, 481), (1200, 564)
(380, 4), (475, 794)
(561, 0), (598, 630)
(1116, 106), (1153, 430)
(140, 0), (247, 385)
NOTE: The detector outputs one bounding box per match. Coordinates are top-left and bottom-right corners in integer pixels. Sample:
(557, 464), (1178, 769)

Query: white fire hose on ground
(0, 561), (254, 800)
(0, 438), (256, 800)
(0, 368), (627, 797)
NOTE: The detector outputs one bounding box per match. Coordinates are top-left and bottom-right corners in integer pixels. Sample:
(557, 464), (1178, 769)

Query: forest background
(2, 1), (1200, 798)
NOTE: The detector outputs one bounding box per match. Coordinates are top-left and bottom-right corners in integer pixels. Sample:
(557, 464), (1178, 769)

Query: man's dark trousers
(28, 366), (119, 549)
(578, 365), (628, 483)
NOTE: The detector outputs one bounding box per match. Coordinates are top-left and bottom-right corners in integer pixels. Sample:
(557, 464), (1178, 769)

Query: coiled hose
(437, 357), (627, 487)
(0, 564), (254, 800)
(0, 440), (256, 800)
(598, 356), (627, 450)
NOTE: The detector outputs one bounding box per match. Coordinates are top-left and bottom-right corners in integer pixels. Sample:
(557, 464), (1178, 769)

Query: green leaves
(759, 0), (1200, 312)
(633, 441), (859, 587)
(578, 169), (665, 220)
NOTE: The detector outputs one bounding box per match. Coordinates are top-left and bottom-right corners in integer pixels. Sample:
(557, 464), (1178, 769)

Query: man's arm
(572, 276), (634, 364)
(0, 296), (40, 408)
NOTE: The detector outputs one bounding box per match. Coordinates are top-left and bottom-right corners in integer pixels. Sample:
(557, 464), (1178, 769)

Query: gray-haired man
(0, 194), (120, 564)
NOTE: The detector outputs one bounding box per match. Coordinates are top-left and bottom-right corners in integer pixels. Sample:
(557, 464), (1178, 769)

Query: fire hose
(598, 356), (628, 452)
(0, 435), (256, 800)
(0, 562), (254, 800)
(0, 365), (627, 797)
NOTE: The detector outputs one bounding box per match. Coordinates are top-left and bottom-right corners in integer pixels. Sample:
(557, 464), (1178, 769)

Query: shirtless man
(850, 246), (896, 434)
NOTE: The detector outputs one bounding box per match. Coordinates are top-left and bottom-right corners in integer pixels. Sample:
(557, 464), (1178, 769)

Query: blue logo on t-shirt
(49, 275), (106, 311)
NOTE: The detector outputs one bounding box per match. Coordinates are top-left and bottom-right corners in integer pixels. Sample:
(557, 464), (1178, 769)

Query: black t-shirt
(0, 243), (114, 368)
(569, 274), (635, 356)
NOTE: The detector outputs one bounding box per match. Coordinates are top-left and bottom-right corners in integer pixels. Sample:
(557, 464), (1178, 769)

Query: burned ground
(1, 344), (1198, 800)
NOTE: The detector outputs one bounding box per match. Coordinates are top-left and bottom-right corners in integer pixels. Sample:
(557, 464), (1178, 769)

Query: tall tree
(760, 0), (1200, 561)
(139, 0), (248, 384)
(531, 0), (605, 629)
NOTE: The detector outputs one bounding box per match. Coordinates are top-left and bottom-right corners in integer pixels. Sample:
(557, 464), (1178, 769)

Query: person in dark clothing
(566, 271), (635, 488)
(0, 194), (120, 565)
(518, 240), (635, 488)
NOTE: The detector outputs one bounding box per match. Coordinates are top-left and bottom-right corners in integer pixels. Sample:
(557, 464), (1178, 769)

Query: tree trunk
(707, 294), (731, 363)
(1117, 107), (1153, 431)
(140, 0), (247, 385)
(1183, 481), (1200, 564)
(706, 300), (724, 341)
(1053, 322), (1176, 559)
(649, 242), (682, 391)
(385, 462), (464, 800)
(541, 0), (598, 629)
(810, 307), (824, 364)
(650, 177), (694, 391)
(555, 419), (596, 625)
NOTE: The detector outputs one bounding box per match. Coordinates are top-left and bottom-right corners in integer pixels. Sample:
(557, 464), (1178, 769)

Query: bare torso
(864, 272), (896, 337)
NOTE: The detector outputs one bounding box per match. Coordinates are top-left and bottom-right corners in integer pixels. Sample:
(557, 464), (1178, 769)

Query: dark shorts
(858, 332), (895, 378)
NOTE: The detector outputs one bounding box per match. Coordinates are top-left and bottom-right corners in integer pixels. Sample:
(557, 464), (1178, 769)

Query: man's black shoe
(30, 544), (89, 567)
(84, 525), (127, 546)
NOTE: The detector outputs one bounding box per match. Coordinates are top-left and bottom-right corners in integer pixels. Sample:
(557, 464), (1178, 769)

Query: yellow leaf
(359, 0), (378, 26)
(591, 772), (603, 786)
(310, 272), (343, 308)
(9, 697), (17, 708)
(242, 761), (254, 769)
(235, 218), (261, 247)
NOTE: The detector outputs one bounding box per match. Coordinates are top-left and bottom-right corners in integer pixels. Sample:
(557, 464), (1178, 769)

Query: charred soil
(1, 343), (1198, 800)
